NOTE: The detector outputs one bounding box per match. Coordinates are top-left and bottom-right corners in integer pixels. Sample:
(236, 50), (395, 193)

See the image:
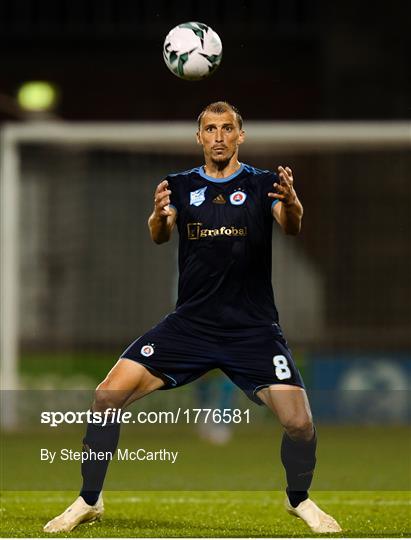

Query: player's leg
(44, 359), (164, 533)
(221, 325), (341, 533)
(80, 359), (165, 504)
(257, 384), (342, 533)
(257, 384), (315, 504)
(44, 313), (218, 533)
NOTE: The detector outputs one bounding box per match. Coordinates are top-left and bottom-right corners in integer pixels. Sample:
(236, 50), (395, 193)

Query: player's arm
(148, 179), (177, 244)
(268, 166), (303, 235)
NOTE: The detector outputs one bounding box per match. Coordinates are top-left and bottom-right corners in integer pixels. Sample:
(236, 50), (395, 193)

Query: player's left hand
(268, 166), (297, 206)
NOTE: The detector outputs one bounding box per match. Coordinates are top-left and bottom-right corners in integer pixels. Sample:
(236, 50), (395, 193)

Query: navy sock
(281, 428), (317, 508)
(80, 421), (120, 506)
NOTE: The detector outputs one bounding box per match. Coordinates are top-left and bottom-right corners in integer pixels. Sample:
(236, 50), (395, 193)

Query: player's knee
(93, 382), (126, 412)
(283, 415), (313, 441)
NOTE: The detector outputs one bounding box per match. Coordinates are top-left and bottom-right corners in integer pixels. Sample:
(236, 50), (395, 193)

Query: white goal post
(1, 120), (410, 428)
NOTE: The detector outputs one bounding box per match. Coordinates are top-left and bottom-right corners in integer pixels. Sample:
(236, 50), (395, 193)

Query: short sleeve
(262, 172), (280, 216)
(167, 175), (181, 214)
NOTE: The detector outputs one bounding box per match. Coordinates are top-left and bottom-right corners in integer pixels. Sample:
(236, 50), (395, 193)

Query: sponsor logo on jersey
(140, 344), (154, 357)
(212, 194), (226, 204)
(229, 191), (247, 205)
(190, 186), (207, 207)
(187, 222), (248, 240)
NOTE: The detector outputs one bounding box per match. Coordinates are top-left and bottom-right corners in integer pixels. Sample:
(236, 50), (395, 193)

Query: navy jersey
(167, 163), (280, 332)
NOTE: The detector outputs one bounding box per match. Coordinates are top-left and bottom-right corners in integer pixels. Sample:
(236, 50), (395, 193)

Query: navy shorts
(120, 314), (304, 405)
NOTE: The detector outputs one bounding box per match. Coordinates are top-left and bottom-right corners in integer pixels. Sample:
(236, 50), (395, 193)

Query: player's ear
(238, 129), (245, 145)
(196, 131), (202, 145)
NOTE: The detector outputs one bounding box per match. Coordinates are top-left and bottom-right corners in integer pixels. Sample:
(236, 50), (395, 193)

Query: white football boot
(285, 497), (342, 533)
(43, 494), (104, 533)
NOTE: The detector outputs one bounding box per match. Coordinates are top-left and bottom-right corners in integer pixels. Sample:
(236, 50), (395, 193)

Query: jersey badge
(212, 194), (226, 204)
(230, 190), (247, 206)
(140, 344), (154, 357)
(190, 186), (207, 207)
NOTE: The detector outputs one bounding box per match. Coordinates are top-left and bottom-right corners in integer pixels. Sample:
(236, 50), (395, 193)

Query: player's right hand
(153, 180), (173, 218)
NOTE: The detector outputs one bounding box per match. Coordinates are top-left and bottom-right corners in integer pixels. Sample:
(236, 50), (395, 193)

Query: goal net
(1, 121), (410, 428)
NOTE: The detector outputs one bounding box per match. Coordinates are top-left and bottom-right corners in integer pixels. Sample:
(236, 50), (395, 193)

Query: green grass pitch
(1, 490), (410, 537)
(1, 404), (410, 536)
(1, 426), (411, 536)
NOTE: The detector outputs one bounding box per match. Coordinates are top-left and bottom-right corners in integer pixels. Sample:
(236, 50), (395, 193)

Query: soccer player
(44, 102), (342, 534)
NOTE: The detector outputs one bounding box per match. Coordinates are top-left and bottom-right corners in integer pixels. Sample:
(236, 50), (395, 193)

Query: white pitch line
(2, 495), (410, 507)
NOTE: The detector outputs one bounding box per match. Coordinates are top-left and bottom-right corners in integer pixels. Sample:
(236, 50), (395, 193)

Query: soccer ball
(163, 22), (222, 81)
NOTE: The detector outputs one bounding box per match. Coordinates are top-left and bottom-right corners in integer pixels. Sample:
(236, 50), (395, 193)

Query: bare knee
(257, 385), (315, 441)
(93, 381), (128, 412)
(92, 361), (164, 412)
(282, 414), (314, 441)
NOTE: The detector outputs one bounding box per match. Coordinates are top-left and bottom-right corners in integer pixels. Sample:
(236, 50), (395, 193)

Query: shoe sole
(285, 504), (342, 533)
(68, 513), (103, 532)
(45, 512), (103, 533)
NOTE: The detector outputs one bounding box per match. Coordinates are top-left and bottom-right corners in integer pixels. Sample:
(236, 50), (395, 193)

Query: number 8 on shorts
(273, 355), (292, 380)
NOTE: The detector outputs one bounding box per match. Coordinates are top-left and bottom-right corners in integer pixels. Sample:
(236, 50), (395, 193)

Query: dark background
(1, 0), (409, 122)
(1, 0), (410, 360)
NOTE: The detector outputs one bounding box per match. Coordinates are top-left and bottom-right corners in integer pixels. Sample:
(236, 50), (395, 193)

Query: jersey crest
(190, 186), (207, 206)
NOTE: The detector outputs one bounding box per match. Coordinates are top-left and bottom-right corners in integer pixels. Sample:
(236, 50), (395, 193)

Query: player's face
(197, 111), (245, 164)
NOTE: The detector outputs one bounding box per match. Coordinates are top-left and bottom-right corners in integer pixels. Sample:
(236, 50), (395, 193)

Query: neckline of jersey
(198, 162), (245, 183)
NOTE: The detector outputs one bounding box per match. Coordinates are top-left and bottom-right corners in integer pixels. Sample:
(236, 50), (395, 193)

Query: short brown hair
(197, 101), (243, 130)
